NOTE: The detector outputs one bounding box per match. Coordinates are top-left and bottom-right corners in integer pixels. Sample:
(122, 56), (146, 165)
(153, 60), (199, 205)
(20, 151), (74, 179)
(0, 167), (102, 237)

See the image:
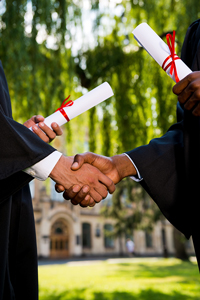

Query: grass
(38, 257), (200, 300)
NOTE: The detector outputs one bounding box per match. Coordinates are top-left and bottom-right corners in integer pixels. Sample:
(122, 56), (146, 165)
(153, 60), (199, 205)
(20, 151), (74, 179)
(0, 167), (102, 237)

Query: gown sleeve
(126, 114), (191, 239)
(0, 61), (56, 202)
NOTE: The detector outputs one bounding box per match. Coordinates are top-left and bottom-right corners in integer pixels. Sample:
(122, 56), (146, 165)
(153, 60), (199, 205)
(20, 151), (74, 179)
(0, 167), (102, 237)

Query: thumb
(71, 152), (95, 170)
(55, 183), (65, 193)
(71, 154), (86, 170)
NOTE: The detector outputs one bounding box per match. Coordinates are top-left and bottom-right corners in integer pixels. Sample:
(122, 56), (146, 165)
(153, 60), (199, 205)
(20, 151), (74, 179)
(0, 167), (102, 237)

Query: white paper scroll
(132, 23), (192, 82)
(30, 82), (114, 131)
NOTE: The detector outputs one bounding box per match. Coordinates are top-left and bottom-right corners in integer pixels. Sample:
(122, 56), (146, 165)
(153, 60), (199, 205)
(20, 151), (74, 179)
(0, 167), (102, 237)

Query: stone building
(30, 179), (194, 259)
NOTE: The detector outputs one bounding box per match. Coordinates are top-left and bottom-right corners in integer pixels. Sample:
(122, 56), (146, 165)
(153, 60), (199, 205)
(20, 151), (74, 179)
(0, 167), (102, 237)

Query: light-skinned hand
(23, 115), (63, 143)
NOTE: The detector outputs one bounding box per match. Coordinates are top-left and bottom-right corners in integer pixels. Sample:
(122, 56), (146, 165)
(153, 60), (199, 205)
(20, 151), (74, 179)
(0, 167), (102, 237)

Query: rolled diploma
(132, 23), (192, 82)
(30, 82), (113, 130)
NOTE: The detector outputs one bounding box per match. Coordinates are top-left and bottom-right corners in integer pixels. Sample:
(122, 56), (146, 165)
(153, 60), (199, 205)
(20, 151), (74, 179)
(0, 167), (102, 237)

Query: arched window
(104, 224), (114, 248)
(82, 223), (91, 248)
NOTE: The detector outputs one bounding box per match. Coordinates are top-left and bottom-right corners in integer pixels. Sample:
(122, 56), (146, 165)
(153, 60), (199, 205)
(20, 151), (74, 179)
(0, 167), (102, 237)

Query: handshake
(24, 115), (137, 207)
(26, 71), (200, 207)
(50, 153), (137, 207)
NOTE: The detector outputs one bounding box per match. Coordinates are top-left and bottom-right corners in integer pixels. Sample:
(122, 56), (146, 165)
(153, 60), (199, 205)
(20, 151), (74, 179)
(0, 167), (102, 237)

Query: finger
(71, 152), (96, 170)
(63, 185), (82, 200)
(94, 183), (108, 199)
(89, 189), (103, 203)
(173, 78), (191, 95)
(192, 103), (200, 116)
(184, 88), (200, 111)
(38, 123), (56, 141)
(177, 77), (200, 105)
(184, 93), (196, 110)
(51, 122), (63, 136)
(79, 195), (91, 207)
(97, 173), (116, 194)
(89, 198), (96, 207)
(65, 185), (90, 204)
(32, 125), (50, 143)
(173, 72), (200, 95)
(177, 86), (194, 105)
(55, 184), (65, 193)
(71, 199), (79, 205)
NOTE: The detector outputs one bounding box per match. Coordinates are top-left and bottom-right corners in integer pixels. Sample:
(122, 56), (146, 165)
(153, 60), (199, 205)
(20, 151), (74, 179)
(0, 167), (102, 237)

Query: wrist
(111, 154), (137, 181)
(49, 155), (72, 182)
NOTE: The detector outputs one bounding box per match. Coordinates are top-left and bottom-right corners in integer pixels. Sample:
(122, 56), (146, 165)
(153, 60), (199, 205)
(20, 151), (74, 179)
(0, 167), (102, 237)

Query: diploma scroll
(30, 82), (114, 131)
(132, 23), (192, 82)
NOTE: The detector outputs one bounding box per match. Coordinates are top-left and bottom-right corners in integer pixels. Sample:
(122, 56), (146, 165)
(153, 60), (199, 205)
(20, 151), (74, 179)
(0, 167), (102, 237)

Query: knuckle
(193, 105), (200, 116)
(88, 177), (95, 185)
(188, 72), (199, 82)
(189, 81), (199, 91)
(74, 153), (81, 160)
(194, 89), (200, 99)
(85, 151), (92, 155)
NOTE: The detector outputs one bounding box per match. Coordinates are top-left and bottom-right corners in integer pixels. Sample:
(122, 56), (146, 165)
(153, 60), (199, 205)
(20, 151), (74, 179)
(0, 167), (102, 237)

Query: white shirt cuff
(123, 153), (143, 182)
(23, 151), (62, 181)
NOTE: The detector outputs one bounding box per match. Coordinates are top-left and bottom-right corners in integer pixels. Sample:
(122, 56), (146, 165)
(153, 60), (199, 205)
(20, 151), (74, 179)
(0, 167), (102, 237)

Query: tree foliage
(1, 0), (200, 148)
(1, 0), (199, 256)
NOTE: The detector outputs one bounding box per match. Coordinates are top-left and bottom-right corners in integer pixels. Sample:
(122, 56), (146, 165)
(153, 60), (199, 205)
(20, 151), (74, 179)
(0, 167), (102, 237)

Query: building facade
(30, 179), (194, 259)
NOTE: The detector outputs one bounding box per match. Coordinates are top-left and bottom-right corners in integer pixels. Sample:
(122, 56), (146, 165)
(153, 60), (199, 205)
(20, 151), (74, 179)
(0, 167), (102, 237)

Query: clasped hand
(55, 153), (137, 207)
(23, 115), (63, 142)
(173, 71), (200, 116)
(24, 115), (116, 207)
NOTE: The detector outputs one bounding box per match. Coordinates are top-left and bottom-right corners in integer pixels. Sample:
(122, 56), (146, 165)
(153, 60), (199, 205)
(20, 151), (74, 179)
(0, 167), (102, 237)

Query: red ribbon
(55, 95), (74, 122)
(162, 31), (180, 83)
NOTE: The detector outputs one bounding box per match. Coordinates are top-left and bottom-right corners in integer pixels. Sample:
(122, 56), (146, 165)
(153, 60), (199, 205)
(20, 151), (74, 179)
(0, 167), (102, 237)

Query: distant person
(126, 239), (135, 257)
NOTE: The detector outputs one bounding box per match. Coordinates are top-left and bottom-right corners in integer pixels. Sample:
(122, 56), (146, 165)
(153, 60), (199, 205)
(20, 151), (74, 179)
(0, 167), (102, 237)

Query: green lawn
(38, 258), (199, 300)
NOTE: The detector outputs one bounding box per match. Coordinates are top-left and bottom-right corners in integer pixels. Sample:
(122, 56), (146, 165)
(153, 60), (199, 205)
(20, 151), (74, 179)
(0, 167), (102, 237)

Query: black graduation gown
(0, 61), (56, 299)
(126, 19), (200, 268)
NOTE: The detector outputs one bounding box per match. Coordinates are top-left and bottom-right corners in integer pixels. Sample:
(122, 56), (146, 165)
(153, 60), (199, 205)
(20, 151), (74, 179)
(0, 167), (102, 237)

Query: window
(185, 238), (192, 249)
(82, 223), (91, 248)
(104, 224), (114, 248)
(76, 235), (81, 245)
(95, 224), (101, 237)
(145, 231), (153, 248)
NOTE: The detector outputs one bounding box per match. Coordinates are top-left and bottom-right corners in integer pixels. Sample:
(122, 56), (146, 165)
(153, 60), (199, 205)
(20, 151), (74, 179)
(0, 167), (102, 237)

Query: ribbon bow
(56, 95), (74, 122)
(162, 31), (180, 83)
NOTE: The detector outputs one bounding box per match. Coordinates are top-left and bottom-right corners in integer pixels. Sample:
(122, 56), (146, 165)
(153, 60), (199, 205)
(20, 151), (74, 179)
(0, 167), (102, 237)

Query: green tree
(1, 0), (199, 259)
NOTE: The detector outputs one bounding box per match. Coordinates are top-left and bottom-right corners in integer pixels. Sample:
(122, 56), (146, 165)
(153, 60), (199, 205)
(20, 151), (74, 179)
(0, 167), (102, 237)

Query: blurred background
(0, 1), (200, 299)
